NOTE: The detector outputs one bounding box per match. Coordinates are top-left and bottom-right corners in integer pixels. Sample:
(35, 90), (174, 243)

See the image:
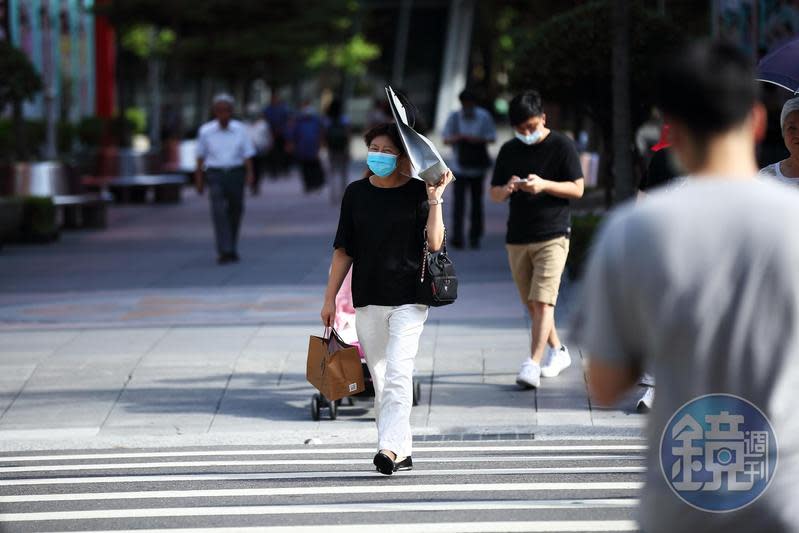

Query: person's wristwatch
(428, 198), (444, 205)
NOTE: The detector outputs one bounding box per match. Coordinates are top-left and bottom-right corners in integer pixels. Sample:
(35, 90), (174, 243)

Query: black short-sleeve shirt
(491, 131), (583, 244)
(334, 177), (429, 308)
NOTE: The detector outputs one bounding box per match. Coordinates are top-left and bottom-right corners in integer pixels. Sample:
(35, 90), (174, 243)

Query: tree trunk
(611, 0), (634, 203)
(392, 0), (413, 88)
(44, 87), (57, 160)
(148, 57), (162, 151)
(600, 131), (614, 208)
(199, 77), (213, 124)
(12, 100), (28, 161)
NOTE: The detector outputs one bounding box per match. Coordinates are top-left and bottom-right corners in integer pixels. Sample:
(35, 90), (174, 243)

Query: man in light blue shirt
(195, 93), (256, 265)
(442, 89), (496, 249)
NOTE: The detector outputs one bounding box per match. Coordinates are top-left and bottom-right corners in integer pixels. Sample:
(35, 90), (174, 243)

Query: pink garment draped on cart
(334, 267), (363, 356)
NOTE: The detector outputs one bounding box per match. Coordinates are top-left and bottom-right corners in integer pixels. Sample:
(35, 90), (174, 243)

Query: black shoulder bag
(417, 228), (458, 307)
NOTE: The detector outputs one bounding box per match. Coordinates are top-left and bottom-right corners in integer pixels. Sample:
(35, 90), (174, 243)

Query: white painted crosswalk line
(0, 481), (644, 503)
(79, 522), (640, 533)
(0, 465), (646, 486)
(0, 454), (645, 473)
(0, 439), (645, 532)
(0, 444), (646, 463)
(0, 498), (639, 522)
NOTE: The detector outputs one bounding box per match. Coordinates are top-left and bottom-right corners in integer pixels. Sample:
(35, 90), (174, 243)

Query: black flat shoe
(373, 452), (395, 475)
(394, 456), (413, 472)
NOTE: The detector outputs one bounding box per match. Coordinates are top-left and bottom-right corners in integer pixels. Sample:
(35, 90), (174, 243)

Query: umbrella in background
(757, 37), (799, 94)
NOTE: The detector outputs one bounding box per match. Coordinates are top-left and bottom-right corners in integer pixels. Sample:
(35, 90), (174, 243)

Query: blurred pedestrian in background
(634, 109), (664, 185)
(442, 89), (496, 249)
(245, 103), (273, 195)
(287, 100), (325, 193)
(759, 96), (799, 186)
(632, 123), (680, 414)
(637, 124), (680, 195)
(195, 93), (256, 265)
(490, 90), (584, 390)
(575, 40), (799, 533)
(264, 93), (292, 178)
(324, 98), (351, 204)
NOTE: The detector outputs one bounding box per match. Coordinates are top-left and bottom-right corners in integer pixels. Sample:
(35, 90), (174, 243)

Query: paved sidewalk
(0, 170), (645, 451)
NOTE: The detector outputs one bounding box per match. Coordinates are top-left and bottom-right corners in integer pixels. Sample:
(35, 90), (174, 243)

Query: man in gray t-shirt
(574, 41), (799, 532)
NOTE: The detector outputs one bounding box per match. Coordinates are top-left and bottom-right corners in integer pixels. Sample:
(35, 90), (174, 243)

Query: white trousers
(355, 304), (428, 458)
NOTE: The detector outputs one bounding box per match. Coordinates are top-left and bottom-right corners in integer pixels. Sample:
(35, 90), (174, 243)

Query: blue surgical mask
(515, 130), (543, 145)
(367, 152), (398, 177)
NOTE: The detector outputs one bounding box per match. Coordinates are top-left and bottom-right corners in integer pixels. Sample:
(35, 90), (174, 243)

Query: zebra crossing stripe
(75, 520), (640, 532)
(0, 499), (639, 522)
(0, 465), (646, 486)
(0, 481), (644, 503)
(0, 444), (646, 463)
(0, 454), (645, 473)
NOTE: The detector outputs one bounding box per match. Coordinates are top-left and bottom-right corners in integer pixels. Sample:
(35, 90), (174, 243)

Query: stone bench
(53, 193), (111, 229)
(83, 174), (187, 204)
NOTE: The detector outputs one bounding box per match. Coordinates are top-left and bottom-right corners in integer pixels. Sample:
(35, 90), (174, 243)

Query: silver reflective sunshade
(385, 85), (452, 186)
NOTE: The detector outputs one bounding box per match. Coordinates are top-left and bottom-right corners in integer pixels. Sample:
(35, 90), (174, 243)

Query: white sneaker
(516, 359), (541, 389)
(540, 345), (559, 376)
(637, 387), (655, 413)
(541, 345), (572, 378)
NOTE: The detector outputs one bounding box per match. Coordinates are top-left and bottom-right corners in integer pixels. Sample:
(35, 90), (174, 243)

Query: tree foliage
(306, 33), (380, 76)
(508, 0), (685, 133)
(121, 25), (176, 59)
(97, 0), (378, 84)
(470, 0), (591, 99)
(0, 41), (43, 109)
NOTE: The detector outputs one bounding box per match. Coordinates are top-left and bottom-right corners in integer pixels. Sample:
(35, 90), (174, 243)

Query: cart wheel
(329, 398), (338, 420)
(311, 394), (321, 421)
(412, 379), (421, 406)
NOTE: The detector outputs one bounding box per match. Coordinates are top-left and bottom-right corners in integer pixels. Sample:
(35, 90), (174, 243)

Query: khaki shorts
(506, 236), (569, 306)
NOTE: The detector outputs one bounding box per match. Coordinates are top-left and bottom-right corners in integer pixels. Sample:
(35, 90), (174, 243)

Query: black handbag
(417, 228), (458, 307)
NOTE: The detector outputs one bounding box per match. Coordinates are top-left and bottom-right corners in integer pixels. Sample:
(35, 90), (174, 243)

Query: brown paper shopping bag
(306, 328), (365, 402)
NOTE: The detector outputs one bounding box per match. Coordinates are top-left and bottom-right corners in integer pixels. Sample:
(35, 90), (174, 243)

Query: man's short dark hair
(459, 89), (477, 103)
(656, 40), (758, 137)
(508, 90), (544, 126)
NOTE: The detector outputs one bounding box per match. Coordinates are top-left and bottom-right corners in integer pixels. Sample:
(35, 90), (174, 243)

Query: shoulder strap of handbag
(420, 227), (448, 283)
(423, 227), (448, 252)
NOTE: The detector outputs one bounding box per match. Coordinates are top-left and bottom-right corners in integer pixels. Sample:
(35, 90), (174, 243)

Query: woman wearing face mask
(490, 90), (584, 390)
(321, 122), (453, 475)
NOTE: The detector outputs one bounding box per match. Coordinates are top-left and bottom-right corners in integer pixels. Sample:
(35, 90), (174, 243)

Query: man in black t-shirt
(490, 90), (585, 389)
